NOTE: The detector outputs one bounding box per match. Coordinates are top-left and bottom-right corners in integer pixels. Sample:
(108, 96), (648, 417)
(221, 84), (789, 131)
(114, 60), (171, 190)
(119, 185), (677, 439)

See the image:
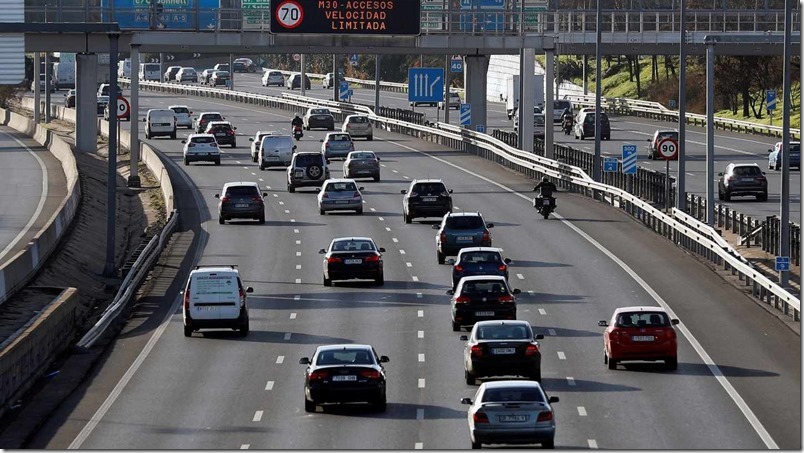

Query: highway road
(0, 126), (67, 268)
(32, 88), (800, 449)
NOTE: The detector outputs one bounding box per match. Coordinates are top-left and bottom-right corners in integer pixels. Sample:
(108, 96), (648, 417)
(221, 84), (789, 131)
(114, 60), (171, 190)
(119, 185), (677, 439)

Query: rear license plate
(499, 415), (528, 423)
(235, 203), (248, 208)
(197, 306), (216, 311)
(344, 259), (362, 264)
(335, 200), (350, 204)
(631, 335), (655, 341)
(543, 199), (551, 206)
(316, 116), (328, 120)
(332, 375), (357, 381)
(492, 348), (516, 355)
(216, 133), (226, 137)
(476, 311), (495, 317)
(423, 197), (437, 202)
(457, 236), (473, 242)
(266, 155), (278, 159)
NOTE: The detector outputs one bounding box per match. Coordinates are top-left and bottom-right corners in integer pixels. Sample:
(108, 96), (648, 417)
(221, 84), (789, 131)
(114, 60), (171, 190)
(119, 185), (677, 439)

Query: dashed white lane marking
(294, 295), (301, 300)
(380, 163), (387, 167)
(276, 356), (285, 364)
(258, 178), (264, 182)
(250, 172), (256, 176)
(588, 440), (598, 449)
(236, 161), (242, 164)
(548, 329), (557, 336)
(266, 186), (272, 190)
(296, 251), (302, 256)
(240, 444), (250, 449)
(516, 273), (525, 280)
(272, 194), (278, 197)
(295, 240), (301, 245)
(284, 209), (290, 213)
(557, 351), (566, 360)
(418, 353), (425, 362)
(538, 308), (547, 315)
(418, 330), (424, 338)
(406, 262), (413, 267)
(578, 406), (587, 416)
(253, 411), (263, 422)
(296, 264), (302, 270)
(279, 201), (284, 205)
(295, 278), (301, 284)
(290, 219), (296, 222)
(412, 276), (419, 282)
(370, 207), (376, 212)
(385, 227), (391, 231)
(528, 290), (535, 296)
(392, 169), (399, 173)
(403, 175), (410, 179)
(418, 378), (425, 388)
(378, 217), (385, 221)
(265, 381), (274, 390)
(293, 228), (299, 233)
(400, 249), (406, 255)
(290, 313), (297, 319)
(414, 443), (423, 449)
(567, 377), (576, 386)
(416, 292), (422, 299)
(416, 409), (424, 420)
(284, 333), (292, 340)
(392, 238), (399, 243)
(418, 310), (424, 317)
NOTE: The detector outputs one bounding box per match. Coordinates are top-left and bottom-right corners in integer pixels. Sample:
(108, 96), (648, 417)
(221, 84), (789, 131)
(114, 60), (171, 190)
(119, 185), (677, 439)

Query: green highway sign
(243, 0), (270, 26)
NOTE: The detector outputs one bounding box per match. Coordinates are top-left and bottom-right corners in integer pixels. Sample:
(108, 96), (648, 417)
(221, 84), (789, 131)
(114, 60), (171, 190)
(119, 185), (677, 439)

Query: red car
(598, 306), (679, 370)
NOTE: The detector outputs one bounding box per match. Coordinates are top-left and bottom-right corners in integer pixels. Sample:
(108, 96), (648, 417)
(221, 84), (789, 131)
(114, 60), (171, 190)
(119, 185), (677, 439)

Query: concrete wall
(0, 107), (82, 305)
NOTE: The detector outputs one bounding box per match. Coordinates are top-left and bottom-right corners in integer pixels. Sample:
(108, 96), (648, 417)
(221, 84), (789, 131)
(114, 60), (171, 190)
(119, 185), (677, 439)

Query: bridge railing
(121, 77), (800, 320)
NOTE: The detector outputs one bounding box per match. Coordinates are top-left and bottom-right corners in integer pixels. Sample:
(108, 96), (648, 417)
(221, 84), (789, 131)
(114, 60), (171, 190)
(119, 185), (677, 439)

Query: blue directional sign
(450, 57), (463, 73)
(775, 256), (790, 272)
(350, 54), (359, 66)
(339, 81), (349, 101)
(476, 124), (486, 133)
(408, 68), (444, 104)
(460, 103), (471, 126)
(622, 144), (638, 175)
(459, 0), (504, 32)
(603, 157), (618, 173)
(766, 90), (777, 111)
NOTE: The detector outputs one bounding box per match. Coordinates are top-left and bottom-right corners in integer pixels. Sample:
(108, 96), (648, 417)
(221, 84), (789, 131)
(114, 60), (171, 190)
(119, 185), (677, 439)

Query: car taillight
(360, 370), (382, 379)
(609, 329), (620, 344)
(440, 233), (447, 242)
(409, 192), (419, 197)
(325, 143), (331, 148)
(455, 295), (471, 304)
(220, 196), (230, 203)
(525, 344), (540, 356)
(252, 196), (263, 203)
(309, 370), (328, 381)
(353, 192), (361, 198)
(227, 130), (234, 135)
(498, 295), (515, 303)
(482, 230), (490, 241)
(183, 290), (190, 311)
(473, 412), (489, 424)
(470, 345), (483, 357)
(238, 288), (246, 307)
(758, 176), (767, 183)
(364, 255), (380, 263)
(537, 411), (553, 422)
(498, 264), (507, 271)
(187, 143), (196, 147)
(665, 328), (676, 340)
(454, 265), (464, 272)
(327, 256), (342, 263)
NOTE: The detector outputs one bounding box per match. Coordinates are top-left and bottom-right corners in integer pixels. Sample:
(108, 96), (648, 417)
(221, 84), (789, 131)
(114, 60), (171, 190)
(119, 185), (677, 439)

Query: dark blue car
(447, 247), (511, 289)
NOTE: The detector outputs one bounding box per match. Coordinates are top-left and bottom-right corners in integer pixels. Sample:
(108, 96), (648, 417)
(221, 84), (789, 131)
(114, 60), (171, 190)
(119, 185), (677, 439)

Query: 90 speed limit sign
(275, 0), (304, 29)
(116, 96), (130, 120)
(657, 137), (678, 160)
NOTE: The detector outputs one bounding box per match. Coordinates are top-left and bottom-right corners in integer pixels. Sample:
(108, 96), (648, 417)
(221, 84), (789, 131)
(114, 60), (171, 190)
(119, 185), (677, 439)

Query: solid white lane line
(414, 443), (423, 449)
(265, 381), (274, 390)
(567, 377), (576, 386)
(284, 333), (292, 340)
(253, 411), (263, 422)
(538, 308), (547, 315)
(276, 356), (285, 364)
(418, 378), (425, 388)
(548, 329), (557, 336)
(578, 406), (587, 416)
(588, 440), (598, 449)
(418, 310), (424, 317)
(416, 409), (424, 420)
(418, 353), (425, 362)
(557, 351), (566, 360)
(516, 273), (525, 280)
(418, 330), (424, 338)
(412, 276), (419, 282)
(294, 295), (301, 300)
(290, 313), (297, 319)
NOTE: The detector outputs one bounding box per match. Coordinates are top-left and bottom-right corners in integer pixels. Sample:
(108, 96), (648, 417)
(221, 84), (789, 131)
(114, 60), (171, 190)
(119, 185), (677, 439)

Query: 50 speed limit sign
(657, 137), (678, 160)
(275, 0), (304, 29)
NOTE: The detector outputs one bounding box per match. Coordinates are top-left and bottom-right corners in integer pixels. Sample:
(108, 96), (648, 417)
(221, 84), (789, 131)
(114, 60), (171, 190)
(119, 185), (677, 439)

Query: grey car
(461, 380), (559, 449)
(321, 132), (355, 160)
(317, 179), (364, 215)
(433, 212), (494, 264)
(215, 182), (268, 224)
(717, 163), (768, 201)
(343, 151), (381, 181)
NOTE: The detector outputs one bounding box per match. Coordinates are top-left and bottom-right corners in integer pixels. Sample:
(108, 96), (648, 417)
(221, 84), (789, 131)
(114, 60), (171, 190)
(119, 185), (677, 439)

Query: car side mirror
(535, 334), (544, 340)
(377, 157), (381, 161)
(598, 320), (608, 327)
(762, 171), (766, 175)
(246, 287), (254, 293)
(318, 248), (326, 254)
(293, 145), (297, 151)
(504, 258), (512, 264)
(400, 190), (407, 194)
(446, 258), (456, 265)
(718, 172), (723, 176)
(767, 149), (773, 153)
(142, 118), (146, 122)
(459, 335), (468, 341)
(358, 187), (364, 191)
(486, 223), (495, 228)
(432, 225), (441, 230)
(249, 137), (254, 142)
(460, 397), (473, 405)
(181, 140), (186, 144)
(319, 139), (324, 143)
(378, 247), (386, 252)
(448, 189), (453, 193)
(446, 289), (455, 295)
(314, 187), (321, 193)
(233, 127), (237, 130)
(379, 355), (390, 363)
(512, 289), (521, 295)
(214, 194), (220, 198)
(548, 396), (559, 403)
(262, 192), (268, 197)
(671, 319), (680, 325)
(299, 357), (311, 365)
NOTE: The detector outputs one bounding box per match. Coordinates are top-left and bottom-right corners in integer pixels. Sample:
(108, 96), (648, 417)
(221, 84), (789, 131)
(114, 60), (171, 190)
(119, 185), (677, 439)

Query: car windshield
(460, 251), (501, 264)
(312, 109), (331, 115)
(294, 154), (323, 166)
(349, 116), (369, 123)
(351, 152), (376, 160)
(331, 240), (375, 252)
(732, 166), (762, 176)
(216, 65), (229, 71)
(325, 181), (358, 192)
(554, 100), (571, 111)
(262, 137), (292, 148)
(445, 216), (484, 230)
(616, 311), (670, 327)
(412, 183), (447, 195)
(97, 96), (109, 102)
(460, 281), (507, 295)
(482, 387), (545, 403)
(315, 349), (374, 365)
(191, 136), (216, 144)
(171, 107), (190, 114)
(476, 324), (530, 340)
(225, 186), (259, 197)
(328, 134), (351, 142)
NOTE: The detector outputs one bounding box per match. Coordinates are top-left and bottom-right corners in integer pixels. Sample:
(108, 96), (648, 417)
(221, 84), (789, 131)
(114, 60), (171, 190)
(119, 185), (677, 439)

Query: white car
(182, 264), (253, 337)
(322, 72), (335, 89)
(317, 178), (364, 215)
(262, 70), (285, 87)
(341, 114), (373, 140)
(249, 130), (280, 162)
(439, 91), (461, 110)
(169, 105), (193, 129)
(175, 67), (197, 83)
(181, 133), (220, 166)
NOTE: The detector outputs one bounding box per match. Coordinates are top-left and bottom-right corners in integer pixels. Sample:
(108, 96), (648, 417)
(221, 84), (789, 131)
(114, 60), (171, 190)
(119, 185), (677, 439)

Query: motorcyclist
(561, 109), (574, 131)
(533, 176), (557, 199)
(291, 113), (303, 129)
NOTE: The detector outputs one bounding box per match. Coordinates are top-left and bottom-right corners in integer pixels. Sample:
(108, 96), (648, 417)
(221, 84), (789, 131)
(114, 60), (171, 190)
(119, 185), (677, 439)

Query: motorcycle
(533, 196), (556, 219)
(562, 119), (573, 135)
(293, 125), (303, 141)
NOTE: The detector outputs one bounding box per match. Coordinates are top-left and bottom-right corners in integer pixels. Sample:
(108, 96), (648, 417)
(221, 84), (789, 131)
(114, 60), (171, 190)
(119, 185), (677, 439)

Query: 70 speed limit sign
(275, 0), (304, 29)
(657, 137), (678, 160)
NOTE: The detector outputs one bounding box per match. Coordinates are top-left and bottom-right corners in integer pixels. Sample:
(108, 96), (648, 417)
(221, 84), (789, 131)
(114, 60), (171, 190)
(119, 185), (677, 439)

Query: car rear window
(657, 131), (678, 141)
(203, 114), (223, 121)
(316, 349), (374, 365)
(583, 112), (609, 123)
(445, 216), (484, 230)
(482, 387), (545, 403)
(261, 136), (292, 149)
(143, 64), (159, 71)
(412, 183), (447, 195)
(188, 273), (239, 303)
(191, 136), (216, 144)
(348, 116), (369, 123)
(328, 134), (351, 141)
(616, 311), (670, 327)
(225, 186), (259, 197)
(460, 280), (507, 295)
(171, 107), (190, 114)
(351, 152), (376, 160)
(732, 166), (762, 176)
(269, 71), (283, 76)
(209, 124), (233, 132)
(331, 239), (375, 252)
(789, 144), (800, 153)
(294, 154), (323, 166)
(460, 251), (502, 264)
(476, 324), (529, 340)
(325, 181), (357, 192)
(312, 109), (331, 115)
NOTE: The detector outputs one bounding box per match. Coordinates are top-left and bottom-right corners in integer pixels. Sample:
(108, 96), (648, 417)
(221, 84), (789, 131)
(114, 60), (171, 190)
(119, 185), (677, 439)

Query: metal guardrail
(126, 78), (801, 320)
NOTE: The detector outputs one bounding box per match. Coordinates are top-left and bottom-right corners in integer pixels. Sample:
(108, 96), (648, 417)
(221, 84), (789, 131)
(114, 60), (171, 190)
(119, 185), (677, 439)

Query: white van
(143, 109), (177, 139)
(53, 61), (75, 90)
(139, 63), (160, 81)
(182, 265), (253, 337)
(118, 59), (131, 78)
(258, 134), (296, 170)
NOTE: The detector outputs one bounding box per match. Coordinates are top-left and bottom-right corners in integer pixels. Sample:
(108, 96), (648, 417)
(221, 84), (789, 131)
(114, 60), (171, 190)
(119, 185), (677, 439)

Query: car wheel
(259, 162), (265, 171)
(214, 159), (220, 166)
(530, 370), (542, 382)
(374, 175), (380, 182)
(231, 142), (236, 148)
(184, 158), (189, 166)
(465, 369), (476, 386)
(404, 212), (412, 224)
(375, 272), (384, 285)
(219, 216), (225, 225)
(319, 208), (325, 215)
(356, 208), (363, 215)
(607, 355), (617, 370)
(145, 131), (151, 139)
(252, 154), (257, 163)
(304, 399), (316, 413)
(238, 322), (249, 337)
(258, 214), (265, 224)
(288, 185), (295, 193)
(579, 132), (585, 140)
(367, 135), (373, 141)
(542, 440), (554, 449)
(323, 274), (332, 287)
(723, 191), (731, 202)
(452, 319), (460, 332)
(471, 440), (481, 450)
(437, 251), (445, 265)
(757, 192), (768, 202)
(666, 358), (678, 370)
(170, 131), (177, 140)
(183, 325), (192, 337)
(374, 393), (387, 412)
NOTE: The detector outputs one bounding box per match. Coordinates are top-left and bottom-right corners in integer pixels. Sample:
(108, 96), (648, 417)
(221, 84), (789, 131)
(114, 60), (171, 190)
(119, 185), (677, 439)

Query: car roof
(207, 121), (232, 127)
(168, 105), (190, 109)
(457, 247), (503, 255)
(188, 133), (215, 139)
(613, 306), (668, 314)
(446, 212), (482, 217)
(412, 178), (444, 183)
(315, 344), (372, 352)
(347, 151), (376, 157)
(222, 181), (260, 191)
(458, 275), (507, 283)
(331, 236), (373, 242)
(474, 320), (530, 328)
(480, 380), (543, 390)
(199, 111), (223, 116)
(190, 266), (240, 275)
(727, 162), (761, 168)
(324, 178), (358, 184)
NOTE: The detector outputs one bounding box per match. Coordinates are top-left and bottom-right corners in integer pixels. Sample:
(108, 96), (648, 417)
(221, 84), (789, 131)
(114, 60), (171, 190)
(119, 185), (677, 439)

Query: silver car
(262, 70), (285, 87)
(343, 151), (381, 181)
(341, 114), (373, 140)
(317, 178), (364, 215)
(461, 380), (559, 449)
(320, 132), (355, 159)
(169, 105), (193, 129)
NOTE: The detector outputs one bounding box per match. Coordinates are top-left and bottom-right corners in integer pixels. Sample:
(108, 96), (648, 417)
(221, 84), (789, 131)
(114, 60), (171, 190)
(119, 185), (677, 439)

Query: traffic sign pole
(443, 55), (450, 125)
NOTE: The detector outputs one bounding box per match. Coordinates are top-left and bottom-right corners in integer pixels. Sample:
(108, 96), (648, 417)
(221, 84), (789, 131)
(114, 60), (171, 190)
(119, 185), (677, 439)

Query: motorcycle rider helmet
(542, 176), (549, 182)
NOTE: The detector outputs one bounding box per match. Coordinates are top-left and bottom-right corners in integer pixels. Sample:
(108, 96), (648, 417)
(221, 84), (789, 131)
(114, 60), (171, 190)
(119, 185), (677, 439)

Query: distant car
(574, 111), (611, 140)
(341, 114), (373, 140)
(204, 121), (237, 148)
(64, 89), (76, 108)
(96, 83), (121, 98)
(143, 108), (177, 139)
(646, 129), (679, 160)
(321, 132), (355, 159)
(343, 151), (381, 181)
(210, 71), (230, 87)
(447, 247), (511, 289)
(317, 178), (364, 215)
(194, 111), (225, 133)
(287, 73), (311, 90)
(304, 107), (335, 131)
(232, 61), (247, 73)
(169, 105), (193, 129)
(768, 141), (800, 170)
(322, 72), (335, 89)
(448, 275), (518, 331)
(198, 68), (215, 85)
(439, 91), (461, 110)
(461, 380), (559, 449)
(401, 179), (453, 224)
(31, 74), (55, 93)
(233, 58), (256, 72)
(175, 67), (197, 83)
(215, 181), (267, 224)
(299, 344), (389, 412)
(319, 237), (384, 286)
(461, 320), (544, 384)
(287, 152), (330, 193)
(261, 70), (285, 87)
(96, 95), (110, 115)
(182, 265), (253, 337)
(513, 108), (546, 138)
(182, 133), (220, 166)
(434, 212), (494, 264)
(163, 65), (181, 82)
(213, 63), (230, 73)
(598, 306), (680, 370)
(551, 99), (574, 123)
(249, 130), (280, 162)
(717, 162), (768, 201)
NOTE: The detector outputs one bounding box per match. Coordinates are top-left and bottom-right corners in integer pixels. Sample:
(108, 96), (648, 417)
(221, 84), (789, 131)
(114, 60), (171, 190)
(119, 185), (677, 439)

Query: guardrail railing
(124, 78), (800, 321)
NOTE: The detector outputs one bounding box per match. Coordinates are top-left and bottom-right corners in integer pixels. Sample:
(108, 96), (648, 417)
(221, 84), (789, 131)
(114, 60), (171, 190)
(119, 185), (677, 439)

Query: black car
(319, 237), (385, 286)
(300, 344), (389, 412)
(204, 121), (237, 148)
(215, 182), (267, 224)
(574, 111), (611, 140)
(461, 320), (544, 385)
(449, 275), (519, 332)
(401, 179), (453, 223)
(718, 163), (768, 201)
(448, 247), (511, 289)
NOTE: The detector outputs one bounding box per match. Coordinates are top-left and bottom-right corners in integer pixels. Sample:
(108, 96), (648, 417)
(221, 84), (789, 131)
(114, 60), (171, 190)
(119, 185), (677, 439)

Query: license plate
(476, 311), (495, 317)
(741, 178), (755, 182)
(423, 197), (437, 202)
(492, 348), (516, 355)
(197, 306), (215, 311)
(216, 133), (226, 137)
(235, 203), (248, 208)
(316, 116), (328, 120)
(332, 375), (357, 381)
(266, 155), (278, 159)
(457, 236), (473, 242)
(344, 259), (362, 264)
(335, 200), (350, 204)
(543, 199), (551, 206)
(499, 415), (528, 423)
(632, 335), (655, 342)
(294, 170), (304, 178)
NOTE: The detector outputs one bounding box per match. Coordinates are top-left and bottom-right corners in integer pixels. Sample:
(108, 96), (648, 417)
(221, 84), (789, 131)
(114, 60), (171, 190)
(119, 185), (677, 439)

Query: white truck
(505, 74), (545, 120)
(118, 58), (131, 78)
